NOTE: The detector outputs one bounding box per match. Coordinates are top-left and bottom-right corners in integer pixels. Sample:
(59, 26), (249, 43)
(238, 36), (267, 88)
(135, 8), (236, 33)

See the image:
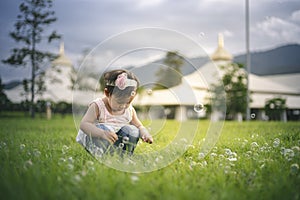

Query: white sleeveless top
(92, 98), (134, 132)
(76, 98), (135, 146)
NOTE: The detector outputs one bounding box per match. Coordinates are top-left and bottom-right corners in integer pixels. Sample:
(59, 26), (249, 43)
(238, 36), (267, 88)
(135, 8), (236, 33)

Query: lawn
(0, 114), (299, 200)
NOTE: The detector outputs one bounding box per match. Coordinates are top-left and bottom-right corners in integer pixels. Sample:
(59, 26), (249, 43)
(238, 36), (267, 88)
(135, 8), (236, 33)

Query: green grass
(0, 114), (299, 200)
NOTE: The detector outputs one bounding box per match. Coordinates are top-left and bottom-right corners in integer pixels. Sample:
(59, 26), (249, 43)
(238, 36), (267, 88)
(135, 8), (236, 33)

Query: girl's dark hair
(103, 69), (139, 98)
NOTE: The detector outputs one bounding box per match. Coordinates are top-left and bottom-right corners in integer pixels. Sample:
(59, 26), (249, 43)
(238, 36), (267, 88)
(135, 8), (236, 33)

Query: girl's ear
(104, 88), (110, 97)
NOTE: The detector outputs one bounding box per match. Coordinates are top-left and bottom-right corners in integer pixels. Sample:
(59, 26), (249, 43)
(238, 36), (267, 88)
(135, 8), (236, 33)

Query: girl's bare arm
(80, 103), (118, 143)
(131, 108), (153, 144)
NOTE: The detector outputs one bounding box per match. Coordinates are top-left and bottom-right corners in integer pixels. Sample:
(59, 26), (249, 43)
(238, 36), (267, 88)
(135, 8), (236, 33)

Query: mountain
(129, 56), (209, 87)
(234, 44), (300, 75)
(131, 44), (300, 85)
(3, 80), (21, 89)
(5, 44), (300, 89)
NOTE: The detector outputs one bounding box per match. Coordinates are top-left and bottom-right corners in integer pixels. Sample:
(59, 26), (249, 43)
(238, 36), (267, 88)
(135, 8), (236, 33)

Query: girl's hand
(102, 130), (118, 144)
(142, 133), (153, 144)
(139, 127), (153, 144)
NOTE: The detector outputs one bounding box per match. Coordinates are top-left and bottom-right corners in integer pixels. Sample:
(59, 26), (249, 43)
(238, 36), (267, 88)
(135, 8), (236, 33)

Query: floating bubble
(224, 148), (232, 156)
(86, 160), (95, 171)
(283, 148), (295, 161)
(200, 160), (207, 168)
(73, 175), (82, 183)
(23, 160), (33, 170)
(0, 141), (7, 150)
(118, 143), (124, 148)
(194, 103), (204, 113)
(68, 156), (74, 164)
(122, 136), (129, 144)
(146, 89), (153, 95)
(292, 146), (300, 154)
(86, 160), (94, 167)
(217, 154), (224, 160)
(273, 138), (280, 148)
(94, 147), (104, 158)
(250, 142), (259, 149)
(33, 149), (41, 157)
(20, 144), (26, 151)
(198, 32), (205, 38)
(250, 113), (256, 119)
(228, 157), (237, 162)
(67, 163), (74, 170)
(164, 108), (171, 115)
(58, 157), (66, 165)
(198, 152), (205, 160)
(210, 153), (218, 160)
(62, 145), (69, 154)
(230, 152), (237, 158)
(290, 163), (299, 175)
(280, 147), (286, 155)
(131, 91), (136, 96)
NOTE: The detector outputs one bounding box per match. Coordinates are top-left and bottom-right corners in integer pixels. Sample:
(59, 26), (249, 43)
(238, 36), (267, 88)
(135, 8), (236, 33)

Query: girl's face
(108, 94), (133, 112)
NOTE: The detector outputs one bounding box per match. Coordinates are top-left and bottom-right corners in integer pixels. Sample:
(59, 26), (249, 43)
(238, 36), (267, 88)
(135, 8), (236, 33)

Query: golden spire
(59, 42), (65, 55)
(218, 33), (224, 48)
(52, 41), (72, 67)
(211, 33), (233, 61)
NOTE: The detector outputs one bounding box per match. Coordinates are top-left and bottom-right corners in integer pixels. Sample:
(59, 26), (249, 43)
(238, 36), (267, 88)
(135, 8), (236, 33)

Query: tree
(0, 78), (12, 112)
(2, 0), (60, 118)
(210, 63), (248, 121)
(153, 51), (184, 90)
(264, 97), (287, 121)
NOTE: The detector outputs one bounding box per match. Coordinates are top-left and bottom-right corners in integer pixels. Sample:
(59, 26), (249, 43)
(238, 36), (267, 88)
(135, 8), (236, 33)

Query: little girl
(76, 69), (153, 157)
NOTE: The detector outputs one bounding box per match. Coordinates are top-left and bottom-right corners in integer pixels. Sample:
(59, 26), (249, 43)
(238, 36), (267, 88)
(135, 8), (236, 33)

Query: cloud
(134, 0), (166, 9)
(254, 16), (300, 44)
(291, 10), (300, 22)
(1, 0), (300, 82)
(221, 30), (234, 37)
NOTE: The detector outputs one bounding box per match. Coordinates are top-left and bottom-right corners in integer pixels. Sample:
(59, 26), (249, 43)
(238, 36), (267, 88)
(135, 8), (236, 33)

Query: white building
(4, 42), (101, 106)
(134, 34), (300, 121)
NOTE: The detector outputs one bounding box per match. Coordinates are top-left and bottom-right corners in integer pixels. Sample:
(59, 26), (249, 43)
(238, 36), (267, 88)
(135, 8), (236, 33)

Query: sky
(1, 0), (300, 83)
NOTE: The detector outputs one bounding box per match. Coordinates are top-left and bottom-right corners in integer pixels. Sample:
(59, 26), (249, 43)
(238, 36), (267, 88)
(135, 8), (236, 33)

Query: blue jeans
(85, 124), (140, 157)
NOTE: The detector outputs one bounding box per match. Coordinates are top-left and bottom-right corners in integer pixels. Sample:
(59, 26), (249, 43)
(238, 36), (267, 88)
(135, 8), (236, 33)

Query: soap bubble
(122, 136), (129, 144)
(20, 144), (26, 151)
(198, 32), (205, 38)
(62, 145), (69, 154)
(146, 89), (153, 95)
(131, 175), (139, 183)
(273, 138), (280, 148)
(23, 160), (33, 170)
(290, 163), (299, 175)
(194, 103), (204, 113)
(72, 28), (225, 173)
(251, 142), (259, 150)
(33, 149), (41, 157)
(283, 148), (295, 161)
(250, 113), (256, 119)
(198, 152), (205, 159)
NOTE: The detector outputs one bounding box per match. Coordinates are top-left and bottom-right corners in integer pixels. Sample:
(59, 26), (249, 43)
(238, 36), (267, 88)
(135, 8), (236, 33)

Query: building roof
(134, 78), (204, 106)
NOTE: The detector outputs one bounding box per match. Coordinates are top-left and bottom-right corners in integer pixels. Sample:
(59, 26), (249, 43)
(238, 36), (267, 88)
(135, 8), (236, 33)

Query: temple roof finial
(211, 33), (233, 61)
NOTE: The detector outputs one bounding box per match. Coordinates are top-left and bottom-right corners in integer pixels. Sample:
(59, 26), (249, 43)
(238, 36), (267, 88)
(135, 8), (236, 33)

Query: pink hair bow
(114, 73), (137, 90)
